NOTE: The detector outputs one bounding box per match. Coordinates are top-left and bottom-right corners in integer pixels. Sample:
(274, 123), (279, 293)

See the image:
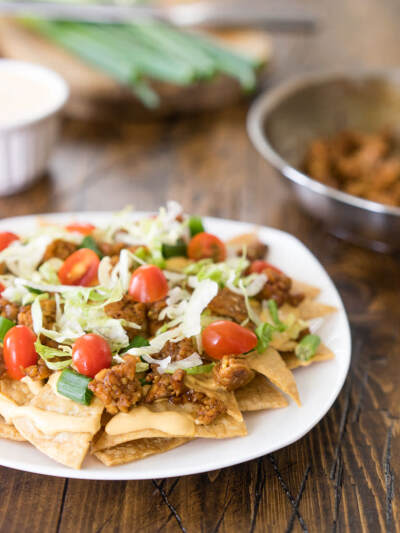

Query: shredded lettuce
(34, 340), (72, 370)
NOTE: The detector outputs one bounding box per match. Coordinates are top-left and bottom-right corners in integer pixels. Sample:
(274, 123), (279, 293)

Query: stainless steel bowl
(247, 70), (400, 252)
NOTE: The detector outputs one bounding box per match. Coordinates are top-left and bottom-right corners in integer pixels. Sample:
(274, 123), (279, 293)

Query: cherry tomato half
(249, 260), (282, 275)
(0, 232), (19, 252)
(129, 264), (168, 303)
(58, 248), (100, 286)
(202, 320), (257, 360)
(3, 325), (37, 380)
(72, 334), (112, 378)
(65, 222), (96, 235)
(188, 232), (226, 262)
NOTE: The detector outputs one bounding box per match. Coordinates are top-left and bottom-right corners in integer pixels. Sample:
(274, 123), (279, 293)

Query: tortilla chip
(292, 280), (321, 300)
(184, 374), (243, 422)
(281, 343), (335, 370)
(194, 414), (247, 438)
(0, 416), (25, 441)
(94, 437), (190, 466)
(236, 374), (288, 411)
(92, 427), (173, 452)
(13, 373), (103, 469)
(281, 299), (336, 321)
(0, 376), (33, 406)
(164, 257), (193, 272)
(247, 348), (301, 406)
(94, 374), (245, 451)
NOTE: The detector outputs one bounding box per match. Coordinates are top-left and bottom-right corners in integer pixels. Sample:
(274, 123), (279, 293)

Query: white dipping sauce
(0, 61), (67, 127)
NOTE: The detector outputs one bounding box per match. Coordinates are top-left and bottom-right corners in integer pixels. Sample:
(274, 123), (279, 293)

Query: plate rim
(0, 211), (351, 480)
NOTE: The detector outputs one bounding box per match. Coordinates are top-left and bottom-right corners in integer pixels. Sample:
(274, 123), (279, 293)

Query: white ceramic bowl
(0, 60), (69, 196)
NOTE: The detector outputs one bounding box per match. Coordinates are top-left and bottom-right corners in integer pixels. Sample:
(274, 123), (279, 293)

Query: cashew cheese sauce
(0, 68), (62, 126)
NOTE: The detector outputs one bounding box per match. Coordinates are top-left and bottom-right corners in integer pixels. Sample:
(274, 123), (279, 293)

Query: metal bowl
(247, 70), (400, 252)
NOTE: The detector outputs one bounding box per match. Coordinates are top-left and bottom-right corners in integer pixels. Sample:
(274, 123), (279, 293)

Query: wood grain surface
(0, 0), (399, 532)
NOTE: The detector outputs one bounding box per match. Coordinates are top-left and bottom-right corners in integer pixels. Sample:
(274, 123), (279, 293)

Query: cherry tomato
(129, 264), (168, 303)
(0, 282), (5, 294)
(188, 232), (226, 262)
(65, 222), (96, 235)
(3, 326), (37, 380)
(58, 248), (100, 286)
(72, 334), (112, 378)
(202, 320), (257, 360)
(0, 232), (19, 252)
(249, 260), (282, 275)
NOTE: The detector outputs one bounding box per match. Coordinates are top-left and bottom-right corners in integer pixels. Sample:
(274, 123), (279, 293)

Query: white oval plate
(0, 212), (351, 480)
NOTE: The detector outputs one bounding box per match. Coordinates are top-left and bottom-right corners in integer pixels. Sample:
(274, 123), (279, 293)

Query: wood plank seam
(384, 425), (394, 533)
(267, 455), (309, 532)
(285, 464), (311, 533)
(332, 450), (344, 533)
(248, 457), (267, 533)
(330, 378), (352, 481)
(212, 488), (233, 533)
(152, 479), (187, 533)
(55, 478), (69, 533)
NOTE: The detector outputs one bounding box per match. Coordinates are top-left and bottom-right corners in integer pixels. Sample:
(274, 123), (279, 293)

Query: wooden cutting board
(0, 18), (272, 120)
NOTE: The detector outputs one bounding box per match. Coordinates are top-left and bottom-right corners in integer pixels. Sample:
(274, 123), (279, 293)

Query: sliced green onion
(295, 334), (321, 362)
(136, 361), (149, 373)
(79, 236), (103, 258)
(57, 369), (93, 406)
(0, 317), (15, 341)
(188, 216), (205, 237)
(185, 362), (215, 374)
(162, 239), (187, 259)
(121, 335), (150, 353)
(255, 322), (275, 353)
(24, 286), (45, 295)
(267, 299), (286, 332)
(164, 362), (215, 375)
(133, 246), (149, 261)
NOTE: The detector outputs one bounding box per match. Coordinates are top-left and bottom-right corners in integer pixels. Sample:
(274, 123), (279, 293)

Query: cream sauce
(0, 70), (59, 125)
(0, 393), (100, 435)
(106, 406), (195, 437)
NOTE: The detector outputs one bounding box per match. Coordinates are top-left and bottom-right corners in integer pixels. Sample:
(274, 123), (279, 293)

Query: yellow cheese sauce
(0, 393), (100, 436)
(106, 405), (196, 437)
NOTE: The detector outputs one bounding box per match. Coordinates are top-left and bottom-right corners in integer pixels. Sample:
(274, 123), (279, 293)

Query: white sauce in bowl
(0, 60), (68, 129)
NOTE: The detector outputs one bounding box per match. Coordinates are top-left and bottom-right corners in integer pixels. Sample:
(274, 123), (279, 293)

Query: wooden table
(0, 1), (399, 531)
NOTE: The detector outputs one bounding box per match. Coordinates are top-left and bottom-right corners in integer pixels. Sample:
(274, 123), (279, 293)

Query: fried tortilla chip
(0, 415), (24, 441)
(13, 373), (103, 469)
(235, 374), (288, 411)
(281, 343), (335, 370)
(94, 437), (190, 466)
(247, 348), (301, 406)
(94, 374), (246, 452)
(291, 280), (321, 300)
(281, 299), (336, 321)
(184, 373), (243, 422)
(0, 376), (33, 442)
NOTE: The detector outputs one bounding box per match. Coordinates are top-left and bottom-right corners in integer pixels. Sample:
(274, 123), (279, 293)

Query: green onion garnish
(79, 236), (103, 258)
(24, 286), (45, 295)
(57, 369), (93, 406)
(267, 300), (286, 332)
(121, 335), (150, 353)
(295, 334), (321, 362)
(0, 317), (15, 341)
(164, 362), (215, 375)
(186, 362), (215, 374)
(255, 322), (276, 353)
(162, 239), (187, 259)
(188, 216), (205, 237)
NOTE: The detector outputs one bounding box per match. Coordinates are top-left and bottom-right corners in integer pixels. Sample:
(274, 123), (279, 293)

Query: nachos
(0, 203), (336, 468)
